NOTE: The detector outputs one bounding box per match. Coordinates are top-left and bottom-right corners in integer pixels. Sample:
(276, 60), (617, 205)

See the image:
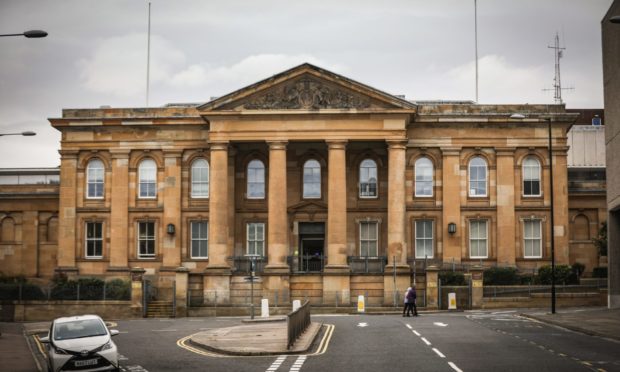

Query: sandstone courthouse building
(0, 64), (604, 306)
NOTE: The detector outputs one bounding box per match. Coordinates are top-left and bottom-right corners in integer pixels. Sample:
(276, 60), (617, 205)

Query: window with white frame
(469, 219), (488, 258)
(415, 220), (433, 259)
(247, 222), (265, 256)
(190, 221), (208, 258)
(138, 159), (157, 198)
(303, 159), (321, 198)
(85, 222), (103, 258)
(415, 157), (434, 197)
(86, 159), (104, 199)
(523, 219), (542, 258)
(359, 159), (377, 198)
(523, 157), (541, 196)
(138, 221), (155, 258)
(191, 159), (209, 198)
(247, 160), (265, 199)
(468, 157), (487, 197)
(360, 221), (378, 257)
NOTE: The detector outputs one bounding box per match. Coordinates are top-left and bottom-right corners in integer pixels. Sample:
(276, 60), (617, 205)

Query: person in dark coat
(408, 287), (418, 316)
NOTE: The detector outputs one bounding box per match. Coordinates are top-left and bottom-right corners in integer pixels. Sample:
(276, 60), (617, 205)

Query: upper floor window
(415, 220), (434, 259)
(190, 221), (209, 258)
(191, 159), (209, 198)
(303, 159), (321, 198)
(138, 221), (156, 258)
(86, 159), (104, 199)
(415, 157), (434, 197)
(85, 222), (103, 258)
(523, 219), (542, 258)
(247, 160), (265, 199)
(247, 222), (265, 256)
(469, 219), (488, 258)
(468, 157), (487, 197)
(523, 157), (541, 196)
(138, 159), (157, 198)
(359, 159), (377, 198)
(359, 221), (378, 257)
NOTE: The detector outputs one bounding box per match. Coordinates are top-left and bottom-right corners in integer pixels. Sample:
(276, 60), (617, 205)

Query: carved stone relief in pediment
(242, 77), (371, 110)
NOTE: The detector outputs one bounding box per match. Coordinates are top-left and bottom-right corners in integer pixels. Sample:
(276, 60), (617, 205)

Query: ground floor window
(138, 221), (155, 258)
(191, 221), (208, 258)
(247, 222), (265, 256)
(360, 221), (378, 257)
(523, 219), (542, 258)
(415, 220), (433, 259)
(469, 219), (488, 258)
(85, 222), (103, 258)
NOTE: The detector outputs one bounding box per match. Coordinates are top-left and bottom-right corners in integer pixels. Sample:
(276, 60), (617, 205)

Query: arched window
(415, 157), (434, 197)
(573, 215), (590, 241)
(191, 159), (209, 198)
(1, 217), (15, 242)
(359, 159), (377, 198)
(303, 159), (321, 198)
(138, 159), (157, 198)
(523, 157), (541, 196)
(247, 160), (265, 199)
(469, 157), (487, 197)
(86, 159), (104, 199)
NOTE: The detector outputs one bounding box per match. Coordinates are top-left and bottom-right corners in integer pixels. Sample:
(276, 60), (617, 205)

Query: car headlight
(101, 341), (113, 351)
(54, 346), (69, 355)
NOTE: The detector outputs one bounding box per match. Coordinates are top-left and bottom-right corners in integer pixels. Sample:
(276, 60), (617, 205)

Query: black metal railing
(287, 300), (311, 349)
(288, 255), (325, 273)
(229, 256), (267, 274)
(348, 256), (387, 273)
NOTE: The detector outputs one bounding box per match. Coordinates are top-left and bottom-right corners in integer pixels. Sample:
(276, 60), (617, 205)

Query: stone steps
(146, 301), (173, 318)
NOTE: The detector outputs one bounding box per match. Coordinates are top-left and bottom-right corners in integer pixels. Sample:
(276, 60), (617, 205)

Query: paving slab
(0, 322), (40, 372)
(521, 307), (620, 341)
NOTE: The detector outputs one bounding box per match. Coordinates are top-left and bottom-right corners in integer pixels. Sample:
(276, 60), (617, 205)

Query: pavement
(2, 307), (619, 371)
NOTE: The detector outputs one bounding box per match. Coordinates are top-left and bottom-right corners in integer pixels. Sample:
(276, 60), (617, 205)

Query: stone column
(469, 265), (484, 309)
(386, 140), (409, 268)
(175, 267), (189, 317)
(109, 150), (130, 272)
(265, 140), (289, 272)
(130, 267), (146, 318)
(442, 148), (462, 263)
(551, 147), (570, 265)
(496, 149), (516, 266)
(162, 151), (183, 268)
(205, 142), (231, 304)
(56, 150), (79, 275)
(425, 265), (440, 310)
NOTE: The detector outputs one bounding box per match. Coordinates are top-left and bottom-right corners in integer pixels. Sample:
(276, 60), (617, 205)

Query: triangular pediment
(287, 200), (327, 213)
(198, 63), (416, 112)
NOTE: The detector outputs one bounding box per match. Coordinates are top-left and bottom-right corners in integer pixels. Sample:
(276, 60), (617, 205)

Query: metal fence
(287, 300), (311, 349)
(348, 256), (387, 273)
(483, 284), (605, 298)
(0, 280), (131, 302)
(230, 256), (267, 274)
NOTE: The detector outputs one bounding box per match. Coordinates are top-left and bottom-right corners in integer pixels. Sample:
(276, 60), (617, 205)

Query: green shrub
(0, 282), (45, 300)
(592, 267), (608, 278)
(519, 274), (536, 285)
(537, 265), (578, 285)
(439, 272), (466, 286)
(483, 267), (520, 285)
(105, 279), (131, 300)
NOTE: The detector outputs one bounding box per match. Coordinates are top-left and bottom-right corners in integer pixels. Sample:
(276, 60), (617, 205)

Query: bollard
(292, 299), (301, 311)
(261, 298), (269, 318)
(448, 292), (457, 310)
(357, 295), (365, 313)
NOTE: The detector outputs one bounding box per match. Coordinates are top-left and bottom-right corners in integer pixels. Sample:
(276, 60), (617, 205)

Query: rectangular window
(85, 222), (103, 258)
(191, 221), (209, 258)
(246, 223), (265, 256)
(469, 220), (488, 258)
(523, 219), (542, 258)
(138, 221), (155, 258)
(360, 221), (378, 257)
(415, 220), (433, 259)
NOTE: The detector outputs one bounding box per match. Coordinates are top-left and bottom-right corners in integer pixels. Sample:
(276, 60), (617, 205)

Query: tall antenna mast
(146, 2), (151, 107)
(474, 0), (479, 103)
(544, 32), (572, 104)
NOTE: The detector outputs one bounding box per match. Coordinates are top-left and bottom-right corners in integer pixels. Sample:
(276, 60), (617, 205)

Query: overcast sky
(0, 0), (613, 168)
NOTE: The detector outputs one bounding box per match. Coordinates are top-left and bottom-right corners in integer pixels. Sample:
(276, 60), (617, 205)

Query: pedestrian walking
(402, 287), (411, 317)
(408, 287), (418, 316)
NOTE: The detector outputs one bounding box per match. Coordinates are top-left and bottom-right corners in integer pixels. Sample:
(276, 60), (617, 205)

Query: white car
(40, 314), (120, 372)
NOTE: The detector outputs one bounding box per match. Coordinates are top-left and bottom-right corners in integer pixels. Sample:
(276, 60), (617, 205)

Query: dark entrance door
(298, 222), (325, 272)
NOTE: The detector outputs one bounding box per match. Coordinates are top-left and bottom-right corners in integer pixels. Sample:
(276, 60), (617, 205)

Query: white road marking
(122, 366), (149, 372)
(448, 361), (463, 372)
(152, 329), (177, 332)
(357, 322), (368, 327)
(405, 324), (412, 329)
(433, 348), (446, 358)
(492, 310), (516, 314)
(434, 322), (448, 327)
(289, 355), (307, 372)
(266, 355), (287, 372)
(421, 337), (431, 346)
(413, 330), (421, 336)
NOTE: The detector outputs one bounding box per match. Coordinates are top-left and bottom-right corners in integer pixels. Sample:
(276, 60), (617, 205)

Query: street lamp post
(0, 131), (36, 137)
(0, 30), (47, 38)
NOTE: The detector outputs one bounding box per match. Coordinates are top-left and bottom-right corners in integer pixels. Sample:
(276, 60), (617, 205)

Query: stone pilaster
(496, 148), (516, 266)
(207, 142), (231, 271)
(130, 267), (146, 317)
(386, 140), (408, 269)
(162, 151), (183, 268)
(109, 150), (130, 271)
(265, 141), (289, 273)
(57, 150), (79, 274)
(469, 265), (484, 309)
(551, 147), (570, 265)
(325, 140), (349, 272)
(442, 148), (462, 263)
(175, 267), (189, 317)
(425, 265), (440, 310)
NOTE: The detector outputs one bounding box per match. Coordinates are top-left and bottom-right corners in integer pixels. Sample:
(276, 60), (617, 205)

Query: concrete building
(603, 0), (620, 309)
(1, 64), (581, 305)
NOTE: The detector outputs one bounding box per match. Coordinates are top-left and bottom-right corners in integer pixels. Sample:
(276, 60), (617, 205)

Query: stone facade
(1, 64), (583, 305)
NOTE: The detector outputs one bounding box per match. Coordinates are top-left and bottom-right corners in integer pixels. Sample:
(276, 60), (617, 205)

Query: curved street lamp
(0, 131), (37, 137)
(0, 30), (48, 38)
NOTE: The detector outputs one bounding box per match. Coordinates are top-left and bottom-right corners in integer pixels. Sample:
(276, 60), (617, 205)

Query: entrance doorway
(298, 222), (325, 272)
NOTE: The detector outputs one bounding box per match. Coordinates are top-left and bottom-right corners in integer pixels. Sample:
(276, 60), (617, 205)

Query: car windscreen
(53, 319), (108, 340)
